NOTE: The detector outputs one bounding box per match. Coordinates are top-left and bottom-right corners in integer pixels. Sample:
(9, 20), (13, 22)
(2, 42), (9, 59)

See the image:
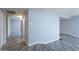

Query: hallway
(1, 36), (27, 51)
(0, 8), (28, 51)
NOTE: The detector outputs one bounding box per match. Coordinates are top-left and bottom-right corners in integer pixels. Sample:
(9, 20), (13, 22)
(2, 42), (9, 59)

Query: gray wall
(8, 16), (21, 37)
(28, 9), (60, 45)
(8, 17), (11, 37)
(60, 17), (70, 34)
(60, 16), (79, 37)
(11, 18), (21, 36)
(0, 10), (4, 49)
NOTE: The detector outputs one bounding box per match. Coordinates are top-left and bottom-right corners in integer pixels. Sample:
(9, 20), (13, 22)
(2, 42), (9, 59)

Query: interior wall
(60, 17), (70, 34)
(3, 11), (7, 46)
(0, 9), (4, 49)
(8, 17), (21, 37)
(0, 9), (6, 49)
(28, 9), (60, 45)
(11, 18), (21, 36)
(8, 17), (11, 37)
(60, 16), (79, 37)
(25, 10), (28, 45)
(22, 15), (26, 37)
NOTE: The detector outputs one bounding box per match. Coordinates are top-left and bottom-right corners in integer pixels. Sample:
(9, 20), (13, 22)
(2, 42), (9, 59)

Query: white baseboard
(28, 39), (59, 46)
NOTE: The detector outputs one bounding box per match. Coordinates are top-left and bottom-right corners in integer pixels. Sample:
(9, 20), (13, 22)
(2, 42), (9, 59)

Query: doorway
(0, 8), (28, 51)
(2, 14), (27, 50)
(6, 15), (23, 39)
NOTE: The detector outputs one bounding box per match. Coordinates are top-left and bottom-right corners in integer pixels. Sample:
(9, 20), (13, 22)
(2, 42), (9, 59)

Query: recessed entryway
(1, 8), (28, 51)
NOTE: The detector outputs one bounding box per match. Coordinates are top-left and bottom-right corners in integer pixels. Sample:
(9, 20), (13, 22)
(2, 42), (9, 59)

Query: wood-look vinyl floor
(1, 37), (27, 51)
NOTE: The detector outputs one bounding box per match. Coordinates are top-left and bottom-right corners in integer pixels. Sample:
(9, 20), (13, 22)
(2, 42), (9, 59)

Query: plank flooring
(1, 37), (27, 51)
(1, 33), (79, 51)
(25, 33), (79, 51)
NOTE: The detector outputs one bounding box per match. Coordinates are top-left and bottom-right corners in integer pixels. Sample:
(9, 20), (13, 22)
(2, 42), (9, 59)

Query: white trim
(28, 39), (59, 46)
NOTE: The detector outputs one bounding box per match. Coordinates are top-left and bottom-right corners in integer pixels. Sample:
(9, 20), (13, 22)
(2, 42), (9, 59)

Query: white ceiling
(3, 8), (79, 18)
(2, 8), (27, 14)
(49, 8), (79, 17)
(30, 8), (79, 17)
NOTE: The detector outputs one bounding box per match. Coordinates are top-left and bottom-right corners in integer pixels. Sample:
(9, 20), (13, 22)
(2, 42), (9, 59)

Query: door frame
(6, 14), (23, 39)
